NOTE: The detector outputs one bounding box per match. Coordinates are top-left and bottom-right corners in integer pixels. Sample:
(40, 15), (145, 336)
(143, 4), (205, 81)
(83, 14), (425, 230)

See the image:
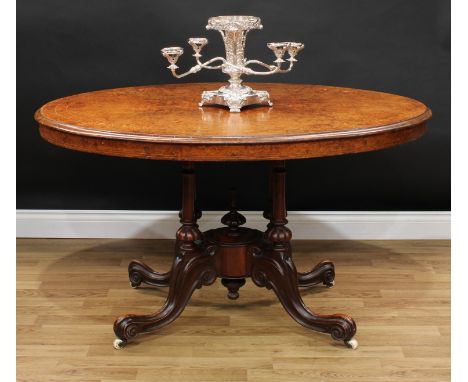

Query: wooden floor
(17, 239), (450, 382)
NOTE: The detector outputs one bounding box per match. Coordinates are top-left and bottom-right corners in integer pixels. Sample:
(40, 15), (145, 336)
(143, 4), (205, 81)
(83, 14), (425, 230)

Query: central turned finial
(221, 188), (246, 233)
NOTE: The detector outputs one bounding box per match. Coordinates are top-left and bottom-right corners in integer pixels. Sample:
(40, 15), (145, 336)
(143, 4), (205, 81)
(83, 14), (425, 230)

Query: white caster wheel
(113, 338), (126, 350)
(345, 337), (358, 350)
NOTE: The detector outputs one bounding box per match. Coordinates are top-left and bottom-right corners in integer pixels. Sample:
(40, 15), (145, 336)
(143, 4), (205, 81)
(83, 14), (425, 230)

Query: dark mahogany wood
(253, 161), (356, 346)
(205, 206), (262, 279)
(35, 83), (431, 162)
(114, 248), (217, 345)
(264, 161), (292, 252)
(221, 278), (246, 300)
(113, 161), (357, 348)
(205, 194), (261, 279)
(205, 226), (261, 278)
(114, 163), (216, 346)
(298, 260), (336, 288)
(128, 260), (171, 288)
(263, 164), (335, 288)
(251, 249), (356, 344)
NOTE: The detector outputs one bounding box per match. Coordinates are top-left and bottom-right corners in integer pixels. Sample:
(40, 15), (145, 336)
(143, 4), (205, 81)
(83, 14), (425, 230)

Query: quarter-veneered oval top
(35, 83), (431, 161)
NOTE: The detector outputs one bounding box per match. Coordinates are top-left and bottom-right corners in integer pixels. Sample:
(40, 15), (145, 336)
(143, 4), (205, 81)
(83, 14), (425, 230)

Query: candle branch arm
(274, 59), (295, 74)
(169, 64), (203, 79)
(168, 57), (227, 78)
(243, 59), (277, 71)
(195, 56), (227, 70)
(243, 59), (295, 76)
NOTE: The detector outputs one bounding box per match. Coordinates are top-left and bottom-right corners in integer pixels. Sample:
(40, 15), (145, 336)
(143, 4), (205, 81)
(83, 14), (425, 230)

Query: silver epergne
(161, 16), (304, 112)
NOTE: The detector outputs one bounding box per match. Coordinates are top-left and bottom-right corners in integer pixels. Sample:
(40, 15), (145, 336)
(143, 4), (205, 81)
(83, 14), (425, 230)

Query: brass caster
(345, 337), (358, 350)
(113, 338), (127, 350)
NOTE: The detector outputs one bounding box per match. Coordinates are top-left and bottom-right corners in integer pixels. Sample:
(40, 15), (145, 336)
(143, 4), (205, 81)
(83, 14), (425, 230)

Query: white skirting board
(16, 210), (450, 240)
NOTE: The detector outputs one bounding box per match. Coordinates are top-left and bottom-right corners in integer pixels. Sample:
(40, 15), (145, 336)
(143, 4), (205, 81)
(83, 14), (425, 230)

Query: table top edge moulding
(35, 83), (431, 161)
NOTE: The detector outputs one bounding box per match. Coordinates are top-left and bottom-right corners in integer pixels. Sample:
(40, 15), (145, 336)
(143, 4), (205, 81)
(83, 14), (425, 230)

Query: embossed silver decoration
(161, 16), (304, 112)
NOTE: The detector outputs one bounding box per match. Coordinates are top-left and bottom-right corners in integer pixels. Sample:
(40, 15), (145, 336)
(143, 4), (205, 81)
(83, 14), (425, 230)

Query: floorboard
(17, 239), (450, 382)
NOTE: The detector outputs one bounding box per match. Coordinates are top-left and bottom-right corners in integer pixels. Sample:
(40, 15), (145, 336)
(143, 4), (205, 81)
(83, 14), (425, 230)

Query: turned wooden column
(176, 162), (202, 252)
(264, 161), (292, 252)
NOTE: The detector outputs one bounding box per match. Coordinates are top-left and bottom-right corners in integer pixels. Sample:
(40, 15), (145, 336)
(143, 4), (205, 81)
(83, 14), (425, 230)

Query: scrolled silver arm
(244, 59), (277, 71)
(243, 59), (294, 76)
(195, 56), (227, 70)
(168, 56), (227, 78)
(169, 64), (203, 79)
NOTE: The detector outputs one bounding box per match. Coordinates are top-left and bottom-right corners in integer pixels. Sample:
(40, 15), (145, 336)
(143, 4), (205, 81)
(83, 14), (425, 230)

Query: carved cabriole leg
(258, 161), (357, 348)
(298, 260), (335, 288)
(113, 162), (215, 348)
(251, 250), (356, 346)
(114, 250), (216, 348)
(128, 260), (171, 288)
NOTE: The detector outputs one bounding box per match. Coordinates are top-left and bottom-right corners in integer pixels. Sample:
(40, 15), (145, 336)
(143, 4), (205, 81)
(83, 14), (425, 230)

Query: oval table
(35, 82), (431, 350)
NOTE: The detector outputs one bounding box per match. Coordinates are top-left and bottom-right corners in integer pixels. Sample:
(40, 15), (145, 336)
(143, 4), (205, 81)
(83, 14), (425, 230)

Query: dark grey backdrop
(17, 0), (450, 211)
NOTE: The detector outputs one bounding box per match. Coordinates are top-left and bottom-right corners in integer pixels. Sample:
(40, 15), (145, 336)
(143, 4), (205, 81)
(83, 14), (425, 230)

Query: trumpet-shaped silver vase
(161, 16), (304, 112)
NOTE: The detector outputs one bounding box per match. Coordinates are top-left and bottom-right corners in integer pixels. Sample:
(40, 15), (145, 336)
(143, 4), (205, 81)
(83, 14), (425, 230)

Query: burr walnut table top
(35, 83), (431, 161)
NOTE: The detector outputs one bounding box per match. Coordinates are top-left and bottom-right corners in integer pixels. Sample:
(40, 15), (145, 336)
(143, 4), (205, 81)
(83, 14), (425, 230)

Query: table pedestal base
(113, 162), (357, 350)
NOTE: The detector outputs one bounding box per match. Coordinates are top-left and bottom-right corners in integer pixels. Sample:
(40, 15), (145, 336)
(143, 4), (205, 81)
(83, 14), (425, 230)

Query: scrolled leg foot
(128, 260), (171, 288)
(327, 314), (358, 343)
(298, 260), (335, 288)
(115, 251), (216, 344)
(113, 315), (140, 344)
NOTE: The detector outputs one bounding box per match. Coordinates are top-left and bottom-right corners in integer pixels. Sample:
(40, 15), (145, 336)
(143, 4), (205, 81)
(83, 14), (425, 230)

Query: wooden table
(35, 83), (431, 350)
